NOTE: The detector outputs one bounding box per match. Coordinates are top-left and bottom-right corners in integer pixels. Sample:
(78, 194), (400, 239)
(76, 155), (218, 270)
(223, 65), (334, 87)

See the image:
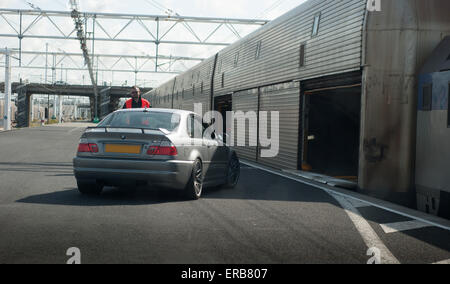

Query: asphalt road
(0, 124), (449, 264)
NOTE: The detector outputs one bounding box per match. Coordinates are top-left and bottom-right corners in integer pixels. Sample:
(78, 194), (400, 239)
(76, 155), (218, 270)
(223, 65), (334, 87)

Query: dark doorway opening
(447, 83), (450, 128)
(214, 94), (232, 143)
(303, 86), (361, 178)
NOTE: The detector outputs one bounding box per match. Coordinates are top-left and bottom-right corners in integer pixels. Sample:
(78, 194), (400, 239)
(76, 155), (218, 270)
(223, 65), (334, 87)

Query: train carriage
(143, 0), (450, 218)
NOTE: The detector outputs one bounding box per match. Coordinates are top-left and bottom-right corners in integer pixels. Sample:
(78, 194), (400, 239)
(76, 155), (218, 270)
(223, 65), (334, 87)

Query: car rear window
(98, 111), (181, 131)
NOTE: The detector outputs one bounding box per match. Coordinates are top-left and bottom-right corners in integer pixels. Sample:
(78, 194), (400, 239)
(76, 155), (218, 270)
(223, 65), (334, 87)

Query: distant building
(0, 97), (17, 122)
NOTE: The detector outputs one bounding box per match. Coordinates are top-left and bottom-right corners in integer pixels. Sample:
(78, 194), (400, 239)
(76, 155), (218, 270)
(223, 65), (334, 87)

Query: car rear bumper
(73, 157), (194, 189)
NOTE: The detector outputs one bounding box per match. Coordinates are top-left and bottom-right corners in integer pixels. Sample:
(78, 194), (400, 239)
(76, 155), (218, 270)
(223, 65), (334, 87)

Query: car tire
(77, 180), (103, 195)
(224, 153), (240, 189)
(185, 159), (203, 200)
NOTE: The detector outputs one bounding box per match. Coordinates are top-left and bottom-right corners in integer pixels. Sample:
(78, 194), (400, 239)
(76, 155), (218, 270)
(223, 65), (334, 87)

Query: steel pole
(45, 43), (49, 123)
(3, 49), (12, 131)
(58, 95), (62, 123)
(30, 95), (33, 122)
(45, 43), (48, 83)
(155, 18), (159, 72)
(37, 96), (40, 120)
(19, 12), (22, 66)
(52, 54), (56, 119)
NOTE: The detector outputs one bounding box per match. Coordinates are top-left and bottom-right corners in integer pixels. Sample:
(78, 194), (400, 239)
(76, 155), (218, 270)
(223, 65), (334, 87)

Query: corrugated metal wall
(232, 88), (259, 162)
(147, 0), (366, 104)
(171, 57), (216, 114)
(145, 0), (367, 171)
(181, 89), (194, 112)
(258, 81), (300, 170)
(193, 85), (211, 117)
(213, 0), (365, 96)
(146, 79), (174, 109)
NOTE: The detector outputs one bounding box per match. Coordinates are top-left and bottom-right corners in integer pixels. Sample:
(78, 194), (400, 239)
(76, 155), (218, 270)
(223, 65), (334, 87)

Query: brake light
(146, 146), (178, 156)
(77, 143), (90, 152)
(78, 143), (99, 153)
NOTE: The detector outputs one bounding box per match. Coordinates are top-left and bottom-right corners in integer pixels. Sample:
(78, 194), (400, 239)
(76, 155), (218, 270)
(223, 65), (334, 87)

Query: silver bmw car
(73, 108), (240, 199)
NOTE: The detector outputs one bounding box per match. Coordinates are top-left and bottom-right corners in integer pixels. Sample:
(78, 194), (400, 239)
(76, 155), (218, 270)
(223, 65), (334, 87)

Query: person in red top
(123, 86), (151, 109)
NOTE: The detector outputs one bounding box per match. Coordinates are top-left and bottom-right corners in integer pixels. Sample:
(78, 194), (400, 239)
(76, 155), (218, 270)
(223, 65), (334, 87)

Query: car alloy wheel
(186, 159), (203, 200)
(193, 160), (203, 196)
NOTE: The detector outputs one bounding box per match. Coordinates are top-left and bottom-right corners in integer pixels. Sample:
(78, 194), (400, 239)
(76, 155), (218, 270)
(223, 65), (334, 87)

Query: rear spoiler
(85, 127), (171, 135)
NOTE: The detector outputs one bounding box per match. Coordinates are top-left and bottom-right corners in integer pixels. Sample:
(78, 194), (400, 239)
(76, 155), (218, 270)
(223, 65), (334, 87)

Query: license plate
(105, 144), (142, 154)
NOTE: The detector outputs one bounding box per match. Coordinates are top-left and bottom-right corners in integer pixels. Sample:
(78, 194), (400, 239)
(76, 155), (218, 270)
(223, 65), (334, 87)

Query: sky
(0, 0), (307, 88)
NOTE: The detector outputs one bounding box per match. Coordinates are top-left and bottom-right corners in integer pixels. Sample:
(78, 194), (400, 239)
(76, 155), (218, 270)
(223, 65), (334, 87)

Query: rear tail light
(146, 141), (177, 156)
(78, 143), (99, 153)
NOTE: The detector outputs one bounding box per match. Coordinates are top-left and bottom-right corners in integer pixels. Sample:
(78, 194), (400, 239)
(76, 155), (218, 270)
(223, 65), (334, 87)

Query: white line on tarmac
(346, 198), (371, 208)
(331, 194), (400, 264)
(380, 220), (431, 234)
(241, 161), (400, 263)
(68, 127), (82, 134)
(241, 161), (450, 232)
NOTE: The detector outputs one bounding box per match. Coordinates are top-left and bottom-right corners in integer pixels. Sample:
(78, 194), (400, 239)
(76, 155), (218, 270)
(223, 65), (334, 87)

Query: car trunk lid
(80, 127), (170, 160)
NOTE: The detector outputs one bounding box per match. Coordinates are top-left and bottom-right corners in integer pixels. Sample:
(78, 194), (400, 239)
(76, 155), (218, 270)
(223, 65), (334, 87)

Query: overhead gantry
(0, 8), (268, 74)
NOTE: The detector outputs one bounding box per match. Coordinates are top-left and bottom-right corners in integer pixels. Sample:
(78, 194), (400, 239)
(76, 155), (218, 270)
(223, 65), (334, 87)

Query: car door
(210, 132), (230, 181)
(202, 121), (229, 183)
(187, 114), (211, 181)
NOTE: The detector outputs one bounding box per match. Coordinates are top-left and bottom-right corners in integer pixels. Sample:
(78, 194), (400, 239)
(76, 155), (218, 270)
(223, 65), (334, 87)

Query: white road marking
(241, 161), (450, 232)
(68, 127), (85, 134)
(242, 161), (400, 263)
(380, 220), (431, 234)
(347, 198), (371, 208)
(331, 194), (400, 264)
(433, 259), (450, 264)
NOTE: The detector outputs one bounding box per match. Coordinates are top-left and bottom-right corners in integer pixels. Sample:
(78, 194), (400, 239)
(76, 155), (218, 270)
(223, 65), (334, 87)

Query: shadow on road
(16, 168), (337, 207)
(17, 187), (188, 207)
(202, 168), (335, 204)
(14, 167), (450, 259)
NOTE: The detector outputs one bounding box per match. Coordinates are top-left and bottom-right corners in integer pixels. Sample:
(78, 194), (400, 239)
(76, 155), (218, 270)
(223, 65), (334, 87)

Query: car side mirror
(211, 131), (216, 140)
